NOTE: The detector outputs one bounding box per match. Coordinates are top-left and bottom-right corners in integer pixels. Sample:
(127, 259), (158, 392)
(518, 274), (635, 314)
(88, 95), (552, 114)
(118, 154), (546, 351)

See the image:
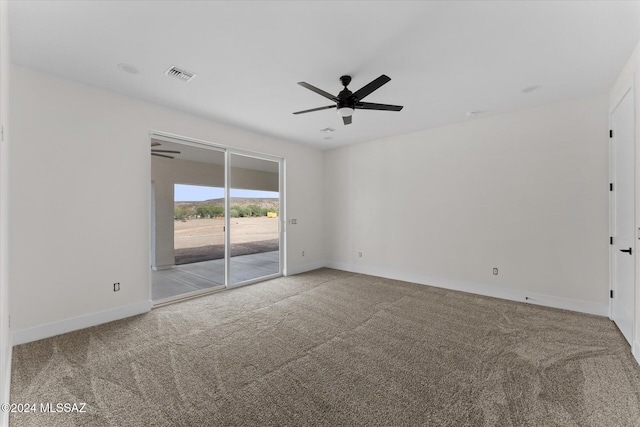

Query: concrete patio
(152, 250), (280, 302)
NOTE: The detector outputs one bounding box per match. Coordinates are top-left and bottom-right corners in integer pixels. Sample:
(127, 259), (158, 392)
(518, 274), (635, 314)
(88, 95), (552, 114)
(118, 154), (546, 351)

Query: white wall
(610, 41), (640, 363)
(325, 94), (610, 315)
(0, 0), (10, 420)
(10, 65), (324, 342)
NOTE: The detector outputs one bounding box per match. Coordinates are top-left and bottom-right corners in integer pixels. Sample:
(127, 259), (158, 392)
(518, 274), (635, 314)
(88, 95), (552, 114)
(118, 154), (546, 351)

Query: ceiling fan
(151, 141), (181, 159)
(293, 74), (403, 125)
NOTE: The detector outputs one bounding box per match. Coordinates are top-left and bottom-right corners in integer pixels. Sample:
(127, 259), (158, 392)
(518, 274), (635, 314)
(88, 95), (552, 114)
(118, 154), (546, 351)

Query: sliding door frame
(149, 131), (285, 305)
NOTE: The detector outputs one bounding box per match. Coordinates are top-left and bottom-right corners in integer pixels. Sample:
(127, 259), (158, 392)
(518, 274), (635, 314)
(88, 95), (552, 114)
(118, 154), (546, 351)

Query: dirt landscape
(174, 217), (279, 264)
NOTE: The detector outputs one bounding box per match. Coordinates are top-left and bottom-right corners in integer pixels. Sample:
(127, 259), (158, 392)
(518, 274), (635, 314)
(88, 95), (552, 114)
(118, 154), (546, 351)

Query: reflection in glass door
(228, 153), (281, 286)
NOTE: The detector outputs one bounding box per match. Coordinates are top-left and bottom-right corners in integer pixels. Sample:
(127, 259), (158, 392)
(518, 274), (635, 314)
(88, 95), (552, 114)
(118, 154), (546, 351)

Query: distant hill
(175, 198), (279, 210)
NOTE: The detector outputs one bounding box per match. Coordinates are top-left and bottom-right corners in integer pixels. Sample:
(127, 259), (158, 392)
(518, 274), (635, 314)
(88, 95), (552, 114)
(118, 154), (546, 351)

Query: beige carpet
(10, 268), (640, 426)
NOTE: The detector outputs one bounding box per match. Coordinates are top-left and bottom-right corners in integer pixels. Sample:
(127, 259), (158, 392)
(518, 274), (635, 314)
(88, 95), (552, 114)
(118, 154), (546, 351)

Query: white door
(611, 85), (635, 345)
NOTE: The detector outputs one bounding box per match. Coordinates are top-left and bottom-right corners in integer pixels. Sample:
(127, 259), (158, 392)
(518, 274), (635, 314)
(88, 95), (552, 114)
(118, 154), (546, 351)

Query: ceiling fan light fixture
(337, 107), (354, 117)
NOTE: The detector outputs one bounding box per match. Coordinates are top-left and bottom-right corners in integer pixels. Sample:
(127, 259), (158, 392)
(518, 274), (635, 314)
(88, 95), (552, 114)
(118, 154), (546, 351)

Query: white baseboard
(12, 300), (153, 346)
(325, 261), (609, 317)
(1, 334), (11, 427)
(285, 261), (326, 276)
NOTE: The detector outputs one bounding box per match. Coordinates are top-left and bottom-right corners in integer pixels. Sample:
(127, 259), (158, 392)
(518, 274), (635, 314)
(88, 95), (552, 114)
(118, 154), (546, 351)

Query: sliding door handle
(620, 248), (633, 255)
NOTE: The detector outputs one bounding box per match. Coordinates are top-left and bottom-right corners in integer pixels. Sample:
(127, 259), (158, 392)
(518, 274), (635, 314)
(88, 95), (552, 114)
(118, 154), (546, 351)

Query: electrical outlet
(113, 282), (120, 292)
(291, 219), (297, 224)
(358, 252), (363, 258)
(492, 268), (498, 276)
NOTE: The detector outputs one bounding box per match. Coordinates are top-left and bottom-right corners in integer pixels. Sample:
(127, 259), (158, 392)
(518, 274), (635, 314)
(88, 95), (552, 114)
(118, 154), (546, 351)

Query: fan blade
(151, 141), (161, 146)
(151, 149), (181, 154)
(352, 75), (391, 101)
(152, 153), (174, 159)
(298, 82), (338, 101)
(293, 105), (336, 115)
(355, 102), (403, 111)
(342, 115), (352, 125)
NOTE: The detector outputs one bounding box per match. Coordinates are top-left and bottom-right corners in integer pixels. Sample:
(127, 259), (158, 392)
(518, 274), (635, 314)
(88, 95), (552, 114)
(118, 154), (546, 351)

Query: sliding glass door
(150, 134), (283, 304)
(151, 139), (227, 302)
(228, 153), (281, 286)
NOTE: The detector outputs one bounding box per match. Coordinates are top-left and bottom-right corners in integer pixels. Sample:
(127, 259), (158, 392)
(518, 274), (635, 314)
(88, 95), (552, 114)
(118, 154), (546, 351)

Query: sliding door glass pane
(151, 140), (226, 301)
(229, 153), (280, 285)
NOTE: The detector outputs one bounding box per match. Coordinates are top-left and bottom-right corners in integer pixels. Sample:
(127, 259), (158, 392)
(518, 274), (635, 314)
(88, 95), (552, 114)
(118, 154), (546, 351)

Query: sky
(174, 184), (278, 201)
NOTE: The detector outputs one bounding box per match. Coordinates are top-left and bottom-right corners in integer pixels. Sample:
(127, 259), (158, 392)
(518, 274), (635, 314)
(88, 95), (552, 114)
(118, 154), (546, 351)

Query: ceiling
(9, 1), (640, 150)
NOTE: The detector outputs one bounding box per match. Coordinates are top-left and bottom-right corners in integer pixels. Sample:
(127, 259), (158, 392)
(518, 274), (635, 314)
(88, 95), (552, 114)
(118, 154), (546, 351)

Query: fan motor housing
(338, 88), (353, 101)
(337, 99), (355, 109)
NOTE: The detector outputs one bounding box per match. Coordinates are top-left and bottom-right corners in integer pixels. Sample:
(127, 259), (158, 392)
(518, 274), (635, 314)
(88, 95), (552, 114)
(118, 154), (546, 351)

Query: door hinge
(610, 183), (613, 191)
(610, 236), (613, 245)
(610, 290), (614, 299)
(610, 129), (613, 138)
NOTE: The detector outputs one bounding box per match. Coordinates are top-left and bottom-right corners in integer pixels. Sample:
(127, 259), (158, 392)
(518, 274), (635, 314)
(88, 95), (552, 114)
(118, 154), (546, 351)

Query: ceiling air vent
(165, 66), (196, 82)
